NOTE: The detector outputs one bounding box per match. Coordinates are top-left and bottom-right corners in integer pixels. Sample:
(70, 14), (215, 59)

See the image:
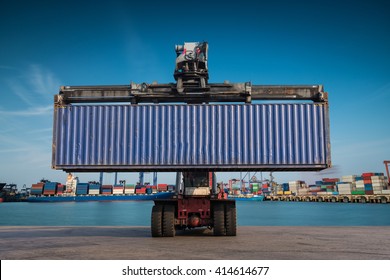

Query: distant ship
(228, 194), (265, 201)
(25, 191), (174, 202)
(26, 177), (176, 202)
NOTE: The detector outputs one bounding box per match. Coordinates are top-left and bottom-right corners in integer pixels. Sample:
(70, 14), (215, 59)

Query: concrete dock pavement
(0, 226), (389, 259)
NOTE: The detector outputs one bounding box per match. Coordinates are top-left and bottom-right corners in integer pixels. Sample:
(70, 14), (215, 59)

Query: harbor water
(1, 201), (389, 226)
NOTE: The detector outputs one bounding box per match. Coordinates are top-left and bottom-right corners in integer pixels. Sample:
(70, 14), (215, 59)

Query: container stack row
(251, 183), (260, 194)
(150, 185), (158, 194)
(76, 183), (89, 195)
(42, 182), (57, 195)
(113, 185), (124, 195)
(88, 184), (100, 195)
(276, 183), (289, 195)
(312, 178), (339, 195)
(288, 181), (306, 195)
(30, 182), (63, 195)
(31, 183), (45, 195)
(337, 175), (355, 195)
(101, 185), (113, 195)
(124, 184), (135, 194)
(157, 184), (168, 192)
(261, 183), (271, 195)
(29, 181), (175, 196)
(56, 184), (65, 194)
(135, 185), (146, 194)
(279, 172), (389, 196)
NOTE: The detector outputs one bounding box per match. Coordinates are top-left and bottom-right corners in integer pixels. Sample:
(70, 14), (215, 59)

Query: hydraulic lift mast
(55, 42), (327, 105)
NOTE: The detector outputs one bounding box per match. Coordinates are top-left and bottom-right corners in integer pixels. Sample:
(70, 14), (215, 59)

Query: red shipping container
(323, 178), (339, 183)
(136, 188), (146, 194)
(365, 190), (374, 195)
(43, 191), (55, 195)
(363, 179), (372, 184)
(362, 173), (375, 177)
(56, 184), (65, 193)
(32, 183), (45, 189)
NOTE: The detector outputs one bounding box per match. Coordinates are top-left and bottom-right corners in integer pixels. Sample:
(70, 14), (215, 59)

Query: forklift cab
(176, 171), (217, 196)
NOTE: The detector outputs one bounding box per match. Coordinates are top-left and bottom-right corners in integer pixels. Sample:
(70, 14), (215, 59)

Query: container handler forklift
(152, 171), (235, 237)
(152, 43), (235, 236)
(55, 42), (329, 237)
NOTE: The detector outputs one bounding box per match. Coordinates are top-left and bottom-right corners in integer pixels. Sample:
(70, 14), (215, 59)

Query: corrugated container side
(52, 103), (331, 172)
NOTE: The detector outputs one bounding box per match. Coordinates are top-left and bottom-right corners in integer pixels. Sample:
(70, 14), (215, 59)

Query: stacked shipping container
(279, 172), (388, 196)
(88, 184), (100, 195)
(76, 183), (89, 195)
(101, 185), (112, 195)
(30, 183), (44, 195)
(124, 184), (135, 194)
(113, 185), (124, 195)
(43, 182), (57, 195)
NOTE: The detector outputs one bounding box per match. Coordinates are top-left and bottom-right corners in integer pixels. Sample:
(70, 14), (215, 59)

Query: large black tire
(162, 205), (175, 237)
(213, 203), (225, 236)
(151, 205), (163, 237)
(225, 203), (237, 236)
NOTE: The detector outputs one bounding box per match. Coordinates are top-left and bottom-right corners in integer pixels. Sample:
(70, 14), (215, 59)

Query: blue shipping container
(52, 103), (331, 172)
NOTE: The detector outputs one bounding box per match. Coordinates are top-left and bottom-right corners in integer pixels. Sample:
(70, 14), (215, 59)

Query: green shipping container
(351, 190), (365, 195)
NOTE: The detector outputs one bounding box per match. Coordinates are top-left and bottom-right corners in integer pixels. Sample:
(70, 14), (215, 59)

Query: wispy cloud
(4, 64), (60, 108)
(28, 64), (59, 97)
(0, 105), (52, 116)
(6, 81), (36, 107)
(0, 64), (61, 186)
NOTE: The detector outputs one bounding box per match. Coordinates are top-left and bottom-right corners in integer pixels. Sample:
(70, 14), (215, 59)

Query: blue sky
(1, 0), (389, 188)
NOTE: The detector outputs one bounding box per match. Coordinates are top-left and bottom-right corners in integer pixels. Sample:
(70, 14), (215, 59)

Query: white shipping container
(338, 190), (352, 195)
(341, 175), (357, 182)
(372, 179), (385, 185)
(124, 189), (134, 194)
(298, 189), (308, 195)
(88, 190), (100, 195)
(356, 181), (365, 187)
(371, 176), (385, 180)
(337, 183), (353, 188)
